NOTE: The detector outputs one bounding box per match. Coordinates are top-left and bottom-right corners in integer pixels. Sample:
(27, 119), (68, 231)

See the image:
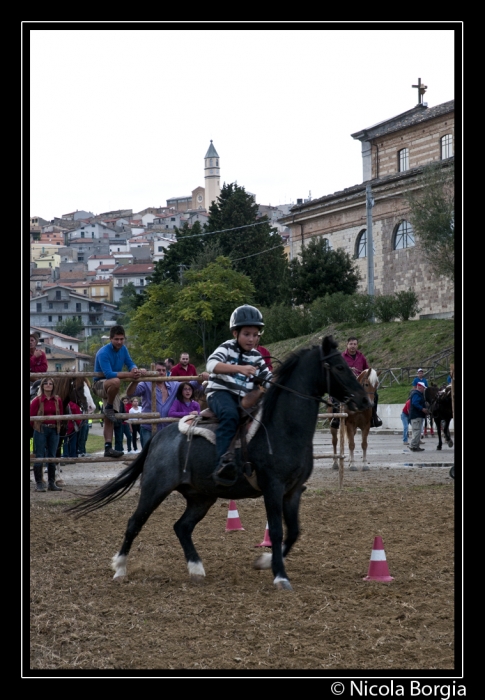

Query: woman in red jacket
(30, 377), (63, 492)
(30, 334), (48, 374)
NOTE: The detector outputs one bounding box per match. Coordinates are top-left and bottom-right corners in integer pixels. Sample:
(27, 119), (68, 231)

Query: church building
(279, 82), (455, 319)
(166, 141), (221, 214)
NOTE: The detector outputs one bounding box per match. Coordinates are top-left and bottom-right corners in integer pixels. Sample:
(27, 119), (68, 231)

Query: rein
(263, 348), (356, 407)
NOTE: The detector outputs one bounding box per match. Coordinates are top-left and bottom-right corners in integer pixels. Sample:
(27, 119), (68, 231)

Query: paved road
(312, 428), (454, 470)
(64, 423), (454, 488)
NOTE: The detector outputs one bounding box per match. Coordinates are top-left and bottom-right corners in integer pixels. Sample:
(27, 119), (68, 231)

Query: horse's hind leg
(173, 494), (217, 581)
(445, 420), (453, 448)
(112, 487), (172, 580)
(361, 429), (370, 471)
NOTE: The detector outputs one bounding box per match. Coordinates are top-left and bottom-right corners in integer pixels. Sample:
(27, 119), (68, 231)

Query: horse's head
(357, 368), (379, 393)
(30, 379), (41, 401)
(321, 336), (373, 412)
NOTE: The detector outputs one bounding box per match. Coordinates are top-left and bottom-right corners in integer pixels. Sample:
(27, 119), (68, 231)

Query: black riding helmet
(229, 304), (264, 331)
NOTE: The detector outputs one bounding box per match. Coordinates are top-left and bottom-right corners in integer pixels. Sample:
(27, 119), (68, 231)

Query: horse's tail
(65, 438), (151, 518)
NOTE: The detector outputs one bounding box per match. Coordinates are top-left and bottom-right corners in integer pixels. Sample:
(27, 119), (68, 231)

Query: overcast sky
(27, 24), (459, 222)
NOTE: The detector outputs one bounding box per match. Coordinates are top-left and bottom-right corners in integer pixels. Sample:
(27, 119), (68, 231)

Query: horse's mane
(366, 369), (379, 387)
(262, 345), (316, 420)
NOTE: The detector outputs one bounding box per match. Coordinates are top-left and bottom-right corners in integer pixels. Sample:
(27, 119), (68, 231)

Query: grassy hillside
(263, 319), (455, 404)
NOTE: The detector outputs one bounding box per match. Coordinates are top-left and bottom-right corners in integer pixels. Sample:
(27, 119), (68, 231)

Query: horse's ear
(322, 335), (337, 354)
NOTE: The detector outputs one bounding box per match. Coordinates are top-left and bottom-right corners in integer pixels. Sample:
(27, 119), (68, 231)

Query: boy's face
(233, 326), (261, 352)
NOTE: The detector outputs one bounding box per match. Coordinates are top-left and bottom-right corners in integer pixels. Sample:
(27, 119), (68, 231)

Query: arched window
(441, 134), (453, 159)
(393, 220), (415, 250)
(398, 148), (409, 172)
(355, 229), (367, 258)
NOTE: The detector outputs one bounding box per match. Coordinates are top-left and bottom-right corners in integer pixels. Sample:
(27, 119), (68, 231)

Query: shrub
(347, 292), (375, 324)
(393, 290), (421, 321)
(261, 303), (312, 343)
(374, 295), (398, 323)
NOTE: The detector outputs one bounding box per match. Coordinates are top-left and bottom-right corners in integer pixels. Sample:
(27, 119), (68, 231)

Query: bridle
(258, 347), (361, 408)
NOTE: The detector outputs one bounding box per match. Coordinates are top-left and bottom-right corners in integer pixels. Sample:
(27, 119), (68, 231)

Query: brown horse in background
(331, 368), (379, 472)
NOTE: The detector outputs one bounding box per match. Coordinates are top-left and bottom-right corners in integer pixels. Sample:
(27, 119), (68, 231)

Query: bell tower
(204, 140), (220, 211)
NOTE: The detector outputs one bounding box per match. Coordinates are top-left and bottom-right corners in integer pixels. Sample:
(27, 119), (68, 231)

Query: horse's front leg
(331, 429), (339, 470)
(435, 417), (443, 450)
(254, 484), (292, 590)
(361, 428), (370, 471)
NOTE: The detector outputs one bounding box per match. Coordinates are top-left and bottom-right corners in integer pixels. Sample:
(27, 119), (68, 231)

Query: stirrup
(213, 452), (238, 486)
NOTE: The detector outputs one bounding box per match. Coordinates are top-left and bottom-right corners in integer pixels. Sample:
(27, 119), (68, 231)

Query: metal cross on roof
(412, 78), (428, 105)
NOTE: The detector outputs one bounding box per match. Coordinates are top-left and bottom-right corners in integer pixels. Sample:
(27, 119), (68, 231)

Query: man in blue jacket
(409, 381), (429, 452)
(94, 325), (146, 458)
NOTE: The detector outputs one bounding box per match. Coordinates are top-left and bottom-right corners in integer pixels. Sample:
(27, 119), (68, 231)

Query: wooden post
(339, 403), (345, 489)
(150, 363), (157, 436)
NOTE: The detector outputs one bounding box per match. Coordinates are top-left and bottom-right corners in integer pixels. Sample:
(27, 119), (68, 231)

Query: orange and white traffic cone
(225, 500), (245, 532)
(363, 536), (394, 582)
(255, 522), (272, 547)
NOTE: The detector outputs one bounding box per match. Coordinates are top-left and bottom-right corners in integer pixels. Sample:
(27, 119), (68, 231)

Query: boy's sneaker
(410, 447), (425, 452)
(104, 447), (124, 458)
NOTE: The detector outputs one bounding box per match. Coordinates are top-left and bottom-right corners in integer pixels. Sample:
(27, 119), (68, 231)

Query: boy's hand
(238, 365), (256, 378)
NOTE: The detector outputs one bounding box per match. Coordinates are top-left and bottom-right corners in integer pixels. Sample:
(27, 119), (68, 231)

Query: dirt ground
(27, 433), (458, 676)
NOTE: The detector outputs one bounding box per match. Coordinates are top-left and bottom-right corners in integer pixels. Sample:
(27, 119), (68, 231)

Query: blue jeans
(140, 426), (155, 449)
(207, 391), (240, 462)
(400, 413), (410, 442)
(63, 431), (78, 457)
(77, 421), (90, 455)
(33, 426), (60, 468)
(114, 422), (132, 452)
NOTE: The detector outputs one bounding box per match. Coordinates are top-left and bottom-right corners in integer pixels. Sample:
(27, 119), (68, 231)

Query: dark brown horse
(426, 384), (454, 450)
(331, 368), (379, 471)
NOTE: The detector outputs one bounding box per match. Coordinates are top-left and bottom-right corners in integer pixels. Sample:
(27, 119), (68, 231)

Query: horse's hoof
(274, 578), (293, 591)
(448, 440), (454, 448)
(436, 445), (442, 451)
(362, 465), (370, 471)
(189, 574), (205, 585)
(349, 465), (358, 471)
(332, 464), (339, 471)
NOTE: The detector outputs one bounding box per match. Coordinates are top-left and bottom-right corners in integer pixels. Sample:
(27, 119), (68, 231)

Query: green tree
(405, 160), (455, 283)
(118, 282), (146, 326)
(205, 183), (290, 306)
(163, 257), (255, 361)
(127, 280), (178, 366)
(149, 221), (205, 285)
(55, 317), (84, 337)
(289, 238), (361, 305)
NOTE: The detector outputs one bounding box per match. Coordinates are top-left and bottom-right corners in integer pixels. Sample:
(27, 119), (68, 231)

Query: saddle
(178, 387), (264, 489)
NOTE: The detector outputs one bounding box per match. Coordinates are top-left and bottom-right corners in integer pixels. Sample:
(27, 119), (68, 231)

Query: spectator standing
(62, 400), (82, 458)
(77, 417), (92, 457)
(170, 352), (198, 378)
(114, 398), (133, 454)
(401, 398), (411, 445)
(411, 369), (433, 437)
(408, 382), (429, 452)
(168, 382), (201, 418)
(126, 361), (208, 449)
(30, 333), (48, 374)
(93, 325), (146, 458)
(30, 378), (63, 492)
(128, 397), (143, 452)
(164, 358), (175, 376)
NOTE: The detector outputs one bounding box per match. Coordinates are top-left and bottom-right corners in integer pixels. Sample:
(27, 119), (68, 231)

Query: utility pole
(366, 183), (375, 322)
(179, 263), (187, 286)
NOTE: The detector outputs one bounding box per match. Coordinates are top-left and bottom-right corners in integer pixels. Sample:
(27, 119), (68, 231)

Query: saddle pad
(178, 407), (263, 445)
